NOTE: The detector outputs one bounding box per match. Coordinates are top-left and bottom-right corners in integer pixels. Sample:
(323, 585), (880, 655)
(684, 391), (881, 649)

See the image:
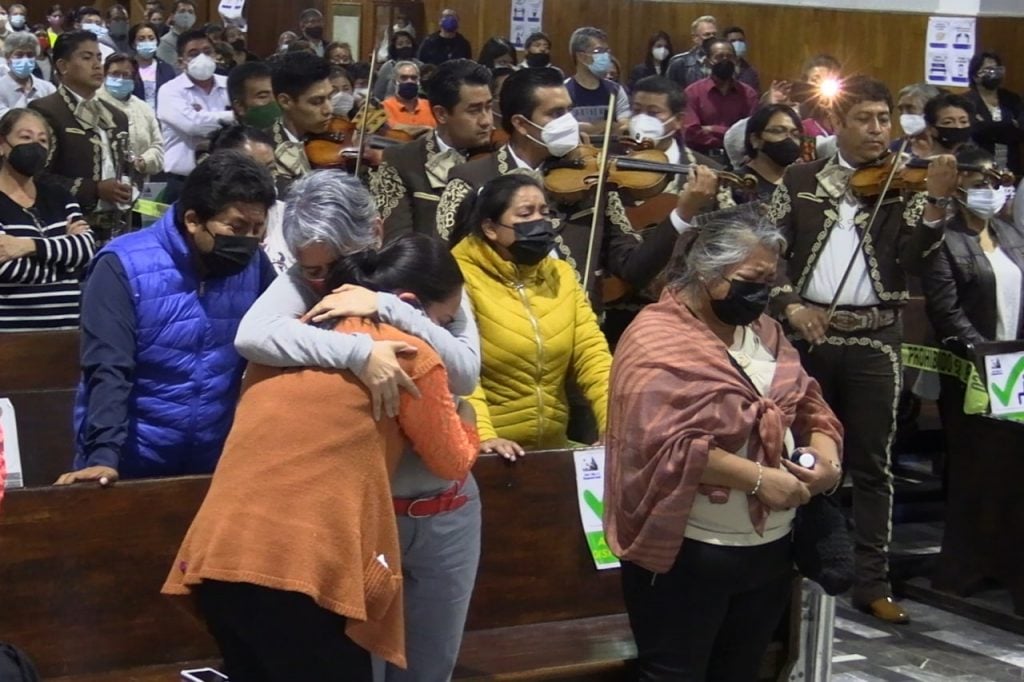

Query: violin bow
(352, 44), (380, 178)
(821, 137), (910, 327)
(581, 91), (618, 293)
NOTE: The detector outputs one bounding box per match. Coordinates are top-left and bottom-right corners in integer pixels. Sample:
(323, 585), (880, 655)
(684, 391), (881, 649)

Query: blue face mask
(136, 40), (158, 58)
(105, 75), (134, 100)
(9, 56), (35, 79)
(83, 23), (109, 38)
(587, 51), (612, 78)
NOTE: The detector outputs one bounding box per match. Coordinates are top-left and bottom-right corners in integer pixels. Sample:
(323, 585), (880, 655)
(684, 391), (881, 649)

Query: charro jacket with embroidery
(30, 86), (130, 213)
(766, 154), (941, 316)
(271, 118), (311, 197)
(435, 144), (678, 306)
(369, 133), (465, 243)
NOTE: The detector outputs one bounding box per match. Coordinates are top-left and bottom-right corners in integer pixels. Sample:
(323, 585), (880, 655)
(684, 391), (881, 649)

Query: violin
(850, 153), (1015, 199)
(304, 105), (416, 170)
(544, 145), (758, 205)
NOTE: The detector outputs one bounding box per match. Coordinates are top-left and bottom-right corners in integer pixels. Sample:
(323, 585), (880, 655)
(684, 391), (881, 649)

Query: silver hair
(569, 27), (606, 57)
(393, 60), (420, 79)
(897, 82), (941, 106)
(4, 31), (39, 59)
(282, 171), (379, 258)
(669, 208), (786, 294)
(691, 15), (718, 33)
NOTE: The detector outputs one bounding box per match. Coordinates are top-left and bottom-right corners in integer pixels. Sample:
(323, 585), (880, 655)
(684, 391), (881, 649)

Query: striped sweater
(0, 181), (95, 332)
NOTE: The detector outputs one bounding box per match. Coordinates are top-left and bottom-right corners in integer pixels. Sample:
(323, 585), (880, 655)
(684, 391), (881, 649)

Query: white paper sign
(572, 447), (620, 570)
(1, 398), (24, 490)
(984, 351), (1024, 417)
(925, 16), (975, 86)
(510, 0), (543, 50)
(217, 0), (245, 21)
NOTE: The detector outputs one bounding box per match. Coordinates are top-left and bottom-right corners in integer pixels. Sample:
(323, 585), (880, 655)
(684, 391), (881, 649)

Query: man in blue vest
(57, 150), (278, 485)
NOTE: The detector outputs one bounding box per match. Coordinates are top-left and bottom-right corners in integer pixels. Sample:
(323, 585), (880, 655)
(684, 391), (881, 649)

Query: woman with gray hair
(604, 209), (844, 681)
(234, 169), (485, 682)
(0, 31), (57, 115)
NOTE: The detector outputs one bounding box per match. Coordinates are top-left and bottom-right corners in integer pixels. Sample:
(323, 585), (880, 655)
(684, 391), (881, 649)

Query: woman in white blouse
(97, 53), (164, 184)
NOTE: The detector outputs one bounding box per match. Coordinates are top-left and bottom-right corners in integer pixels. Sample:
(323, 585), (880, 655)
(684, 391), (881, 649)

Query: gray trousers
(375, 474), (482, 682)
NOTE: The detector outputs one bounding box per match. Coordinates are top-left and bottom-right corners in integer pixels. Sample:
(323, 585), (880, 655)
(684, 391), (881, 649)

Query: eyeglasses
(978, 66), (1005, 76)
(581, 47), (610, 55)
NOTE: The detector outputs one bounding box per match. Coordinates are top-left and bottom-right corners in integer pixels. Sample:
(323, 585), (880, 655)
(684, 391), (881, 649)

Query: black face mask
(231, 38), (246, 52)
(933, 125), (972, 149)
(199, 229), (260, 278)
(393, 46), (415, 60)
(711, 60), (736, 81)
(503, 217), (556, 266)
(759, 138), (801, 167)
(708, 279), (769, 326)
(980, 76), (1003, 90)
(304, 26), (324, 41)
(6, 141), (47, 177)
(525, 52), (551, 68)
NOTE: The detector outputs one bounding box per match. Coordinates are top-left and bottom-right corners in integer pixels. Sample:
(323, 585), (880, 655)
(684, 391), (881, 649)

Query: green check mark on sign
(989, 357), (1024, 407)
(584, 490), (604, 518)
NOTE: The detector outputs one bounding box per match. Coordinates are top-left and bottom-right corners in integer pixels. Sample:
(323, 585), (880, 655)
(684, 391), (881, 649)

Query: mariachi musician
(436, 67), (718, 311)
(268, 51), (332, 196)
(767, 75), (956, 625)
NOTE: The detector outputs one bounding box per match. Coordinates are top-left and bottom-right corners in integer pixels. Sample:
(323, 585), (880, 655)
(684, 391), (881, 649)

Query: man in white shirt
(0, 31), (56, 117)
(157, 28), (234, 203)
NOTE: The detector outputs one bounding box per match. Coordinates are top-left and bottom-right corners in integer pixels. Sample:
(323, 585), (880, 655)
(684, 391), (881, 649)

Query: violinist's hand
(767, 80), (793, 105)
(924, 154), (958, 222)
(676, 165), (719, 222)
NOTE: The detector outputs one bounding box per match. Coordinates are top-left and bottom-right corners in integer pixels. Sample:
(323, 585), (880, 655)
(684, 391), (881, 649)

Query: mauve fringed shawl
(603, 290), (843, 573)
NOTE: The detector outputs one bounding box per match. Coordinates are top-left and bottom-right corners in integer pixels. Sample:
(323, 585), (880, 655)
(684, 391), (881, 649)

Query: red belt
(393, 478), (469, 518)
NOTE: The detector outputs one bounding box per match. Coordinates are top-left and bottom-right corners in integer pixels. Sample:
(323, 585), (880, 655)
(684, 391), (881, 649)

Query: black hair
(524, 32), (550, 51)
(128, 22), (160, 46)
(171, 0), (196, 13)
(325, 234), (464, 305)
(643, 31), (673, 72)
(802, 54), (841, 79)
(744, 104), (803, 158)
(477, 36), (517, 70)
(832, 75), (893, 121)
(954, 144), (993, 169)
(178, 150), (276, 223)
(347, 61), (371, 84)
(208, 123), (275, 153)
(271, 50), (331, 100)
(723, 26), (745, 38)
(427, 58), (492, 111)
(387, 31), (416, 61)
(204, 22), (224, 35)
(106, 3), (128, 19)
(701, 36), (732, 56)
(75, 6), (101, 22)
(328, 64), (352, 82)
(0, 108), (47, 140)
(632, 75), (686, 115)
(451, 173), (546, 244)
(499, 66), (565, 135)
(176, 28), (210, 57)
(227, 60), (272, 104)
(103, 52), (135, 74)
(923, 92), (975, 126)
(52, 30), (98, 64)
(968, 51), (1002, 90)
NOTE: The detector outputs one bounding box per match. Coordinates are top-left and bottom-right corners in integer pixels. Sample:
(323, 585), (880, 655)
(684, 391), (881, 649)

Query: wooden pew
(1, 330), (80, 486)
(2, 452), (796, 681)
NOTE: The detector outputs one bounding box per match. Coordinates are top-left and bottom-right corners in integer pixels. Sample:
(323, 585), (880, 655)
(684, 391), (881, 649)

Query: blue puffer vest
(74, 209), (265, 478)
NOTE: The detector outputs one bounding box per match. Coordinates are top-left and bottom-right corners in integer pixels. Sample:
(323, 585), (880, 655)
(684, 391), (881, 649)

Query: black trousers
(621, 537), (794, 682)
(196, 580), (372, 682)
(794, 320), (902, 605)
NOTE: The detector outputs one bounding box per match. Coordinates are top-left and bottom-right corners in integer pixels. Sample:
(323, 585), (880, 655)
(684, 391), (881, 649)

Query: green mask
(243, 101), (282, 129)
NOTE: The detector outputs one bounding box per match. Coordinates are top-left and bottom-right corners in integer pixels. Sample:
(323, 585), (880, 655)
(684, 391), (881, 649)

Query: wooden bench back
(1, 331), (81, 486)
(0, 451), (625, 677)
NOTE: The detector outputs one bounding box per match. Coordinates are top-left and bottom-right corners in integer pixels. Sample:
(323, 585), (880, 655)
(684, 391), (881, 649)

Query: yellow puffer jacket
(453, 235), (612, 450)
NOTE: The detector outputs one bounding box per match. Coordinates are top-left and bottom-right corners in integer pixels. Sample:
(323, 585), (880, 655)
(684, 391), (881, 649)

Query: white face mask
(900, 113), (927, 137)
(331, 91), (355, 116)
(186, 53), (217, 81)
(524, 112), (580, 157)
(628, 113), (673, 144)
(652, 46), (669, 62)
(961, 186), (1008, 220)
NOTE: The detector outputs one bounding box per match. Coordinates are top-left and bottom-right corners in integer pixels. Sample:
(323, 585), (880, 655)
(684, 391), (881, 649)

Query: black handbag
(792, 492), (855, 595)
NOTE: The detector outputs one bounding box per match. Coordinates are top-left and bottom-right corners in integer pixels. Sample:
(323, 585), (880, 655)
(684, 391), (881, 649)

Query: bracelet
(749, 461), (763, 496)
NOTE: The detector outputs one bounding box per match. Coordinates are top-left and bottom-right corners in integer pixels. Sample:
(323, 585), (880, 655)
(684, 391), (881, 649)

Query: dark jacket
(666, 49), (706, 89)
(966, 88), (1024, 176)
(767, 154), (943, 315)
(132, 58), (177, 104)
(416, 32), (472, 66)
(628, 62), (667, 90)
(922, 214), (1024, 345)
(29, 86), (130, 214)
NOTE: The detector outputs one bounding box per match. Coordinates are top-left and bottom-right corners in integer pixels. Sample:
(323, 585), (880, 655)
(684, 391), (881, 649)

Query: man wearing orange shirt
(382, 60), (435, 139)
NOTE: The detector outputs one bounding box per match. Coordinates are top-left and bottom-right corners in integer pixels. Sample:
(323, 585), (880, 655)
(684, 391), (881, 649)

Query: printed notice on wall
(925, 16), (975, 87)
(572, 447), (620, 570)
(1, 398), (24, 490)
(510, 0), (543, 50)
(984, 351), (1024, 421)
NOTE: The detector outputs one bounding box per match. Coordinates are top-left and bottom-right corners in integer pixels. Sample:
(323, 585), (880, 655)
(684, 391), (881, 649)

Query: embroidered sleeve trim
(369, 163), (405, 221)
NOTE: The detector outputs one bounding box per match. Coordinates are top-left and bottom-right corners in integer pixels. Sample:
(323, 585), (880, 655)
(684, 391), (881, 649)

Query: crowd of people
(1, 3), (1023, 681)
